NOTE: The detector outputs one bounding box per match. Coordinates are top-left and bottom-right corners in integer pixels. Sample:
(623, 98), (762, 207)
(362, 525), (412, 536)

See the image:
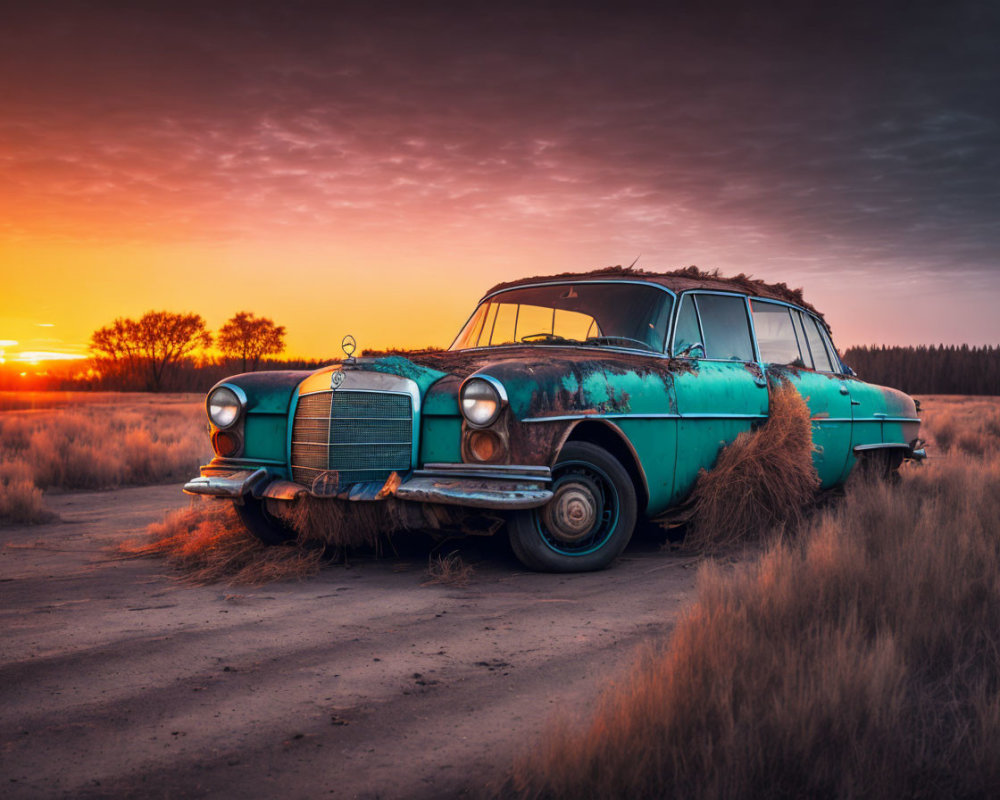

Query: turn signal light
(212, 430), (241, 457)
(468, 429), (502, 462)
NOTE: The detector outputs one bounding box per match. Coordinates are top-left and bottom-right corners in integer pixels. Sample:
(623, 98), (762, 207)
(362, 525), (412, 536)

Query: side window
(789, 309), (814, 369)
(803, 315), (835, 372)
(695, 294), (755, 361)
(750, 300), (804, 366)
(673, 294), (702, 355)
(813, 318), (842, 373)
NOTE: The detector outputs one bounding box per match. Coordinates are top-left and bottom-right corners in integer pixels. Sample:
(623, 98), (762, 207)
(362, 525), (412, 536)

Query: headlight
(460, 377), (506, 428)
(207, 386), (242, 428)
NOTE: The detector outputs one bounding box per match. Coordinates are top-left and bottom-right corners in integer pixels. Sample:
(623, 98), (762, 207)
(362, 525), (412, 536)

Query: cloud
(0, 1), (998, 284)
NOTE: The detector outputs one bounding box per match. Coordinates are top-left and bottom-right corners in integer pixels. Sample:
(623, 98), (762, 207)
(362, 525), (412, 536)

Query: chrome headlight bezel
(207, 384), (245, 429)
(460, 376), (507, 429)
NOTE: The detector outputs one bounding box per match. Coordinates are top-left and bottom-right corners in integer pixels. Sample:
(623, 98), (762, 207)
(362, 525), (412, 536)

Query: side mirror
(676, 342), (705, 358)
(841, 363), (856, 377)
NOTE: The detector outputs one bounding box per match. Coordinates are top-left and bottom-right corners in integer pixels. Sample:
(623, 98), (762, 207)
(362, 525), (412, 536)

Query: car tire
(233, 496), (296, 545)
(855, 448), (904, 484)
(508, 441), (638, 572)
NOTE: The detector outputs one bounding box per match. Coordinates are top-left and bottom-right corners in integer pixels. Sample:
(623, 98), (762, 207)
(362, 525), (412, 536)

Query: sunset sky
(1, 1), (998, 364)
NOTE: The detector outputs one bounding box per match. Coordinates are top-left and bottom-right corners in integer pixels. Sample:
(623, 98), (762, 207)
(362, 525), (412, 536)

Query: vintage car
(185, 267), (925, 571)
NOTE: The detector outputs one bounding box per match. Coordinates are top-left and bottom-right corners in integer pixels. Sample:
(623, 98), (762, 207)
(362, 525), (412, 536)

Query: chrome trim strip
(854, 443), (911, 452)
(420, 462), (551, 478)
(522, 411), (768, 423)
(480, 278), (677, 304)
(523, 413), (681, 423)
(414, 467), (552, 483)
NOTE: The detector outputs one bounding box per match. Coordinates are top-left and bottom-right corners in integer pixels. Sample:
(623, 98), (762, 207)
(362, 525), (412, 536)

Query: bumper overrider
(183, 462), (553, 510)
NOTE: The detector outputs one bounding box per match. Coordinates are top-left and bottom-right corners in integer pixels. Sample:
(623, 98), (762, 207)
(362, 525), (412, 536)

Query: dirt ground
(0, 485), (699, 799)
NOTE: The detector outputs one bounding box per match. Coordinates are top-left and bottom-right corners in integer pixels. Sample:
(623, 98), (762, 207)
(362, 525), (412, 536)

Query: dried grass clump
(683, 381), (819, 551)
(0, 460), (52, 524)
(270, 493), (412, 549)
(507, 449), (1000, 800)
(423, 550), (475, 587)
(119, 501), (322, 585)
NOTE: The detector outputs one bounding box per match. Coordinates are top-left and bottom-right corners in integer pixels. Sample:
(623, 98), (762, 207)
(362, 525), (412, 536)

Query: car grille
(290, 390), (413, 487)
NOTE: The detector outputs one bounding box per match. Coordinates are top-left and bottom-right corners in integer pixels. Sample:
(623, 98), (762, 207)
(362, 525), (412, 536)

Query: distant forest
(3, 346), (998, 396)
(842, 345), (1000, 396)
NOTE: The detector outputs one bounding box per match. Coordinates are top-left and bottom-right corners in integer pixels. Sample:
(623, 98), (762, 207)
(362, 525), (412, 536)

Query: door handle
(753, 375), (767, 388)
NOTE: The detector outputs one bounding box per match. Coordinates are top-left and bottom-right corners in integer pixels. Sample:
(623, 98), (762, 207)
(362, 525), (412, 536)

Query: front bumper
(183, 462), (553, 510)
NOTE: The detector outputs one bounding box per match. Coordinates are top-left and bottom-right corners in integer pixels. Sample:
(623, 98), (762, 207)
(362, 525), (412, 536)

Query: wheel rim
(534, 460), (620, 557)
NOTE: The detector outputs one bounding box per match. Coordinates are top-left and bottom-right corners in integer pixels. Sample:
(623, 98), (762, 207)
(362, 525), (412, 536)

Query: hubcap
(542, 476), (602, 544)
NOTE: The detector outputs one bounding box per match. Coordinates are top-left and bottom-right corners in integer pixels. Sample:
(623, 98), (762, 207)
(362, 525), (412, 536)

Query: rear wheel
(854, 448), (904, 484)
(233, 496), (296, 545)
(508, 442), (637, 572)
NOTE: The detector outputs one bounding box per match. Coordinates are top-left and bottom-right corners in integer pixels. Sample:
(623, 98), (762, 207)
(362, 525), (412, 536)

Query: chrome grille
(290, 390), (413, 486)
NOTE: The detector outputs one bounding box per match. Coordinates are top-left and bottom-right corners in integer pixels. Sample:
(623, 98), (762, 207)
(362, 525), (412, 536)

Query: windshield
(451, 282), (674, 352)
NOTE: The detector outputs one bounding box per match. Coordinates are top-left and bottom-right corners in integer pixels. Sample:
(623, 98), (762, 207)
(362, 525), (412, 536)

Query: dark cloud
(1, 1), (998, 280)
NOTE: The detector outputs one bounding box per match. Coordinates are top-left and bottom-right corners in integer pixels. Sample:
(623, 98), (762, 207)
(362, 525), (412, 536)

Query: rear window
(803, 315), (835, 372)
(692, 294), (754, 361)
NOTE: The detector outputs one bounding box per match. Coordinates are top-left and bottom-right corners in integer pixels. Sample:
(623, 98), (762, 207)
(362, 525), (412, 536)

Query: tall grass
(0, 393), (208, 524)
(507, 404), (1000, 799)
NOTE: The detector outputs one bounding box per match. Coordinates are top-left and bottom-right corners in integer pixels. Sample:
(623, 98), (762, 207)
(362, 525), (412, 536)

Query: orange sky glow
(2, 4), (998, 367)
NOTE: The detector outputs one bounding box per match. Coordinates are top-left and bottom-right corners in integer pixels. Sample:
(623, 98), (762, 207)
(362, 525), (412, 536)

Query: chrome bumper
(183, 468), (270, 499)
(395, 463), (552, 509)
(182, 462), (553, 510)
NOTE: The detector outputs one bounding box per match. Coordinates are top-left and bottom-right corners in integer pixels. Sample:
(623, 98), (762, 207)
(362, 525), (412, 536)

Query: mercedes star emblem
(342, 334), (357, 358)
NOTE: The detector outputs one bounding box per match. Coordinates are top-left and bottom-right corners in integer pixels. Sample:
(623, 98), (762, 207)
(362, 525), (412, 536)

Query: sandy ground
(0, 486), (699, 799)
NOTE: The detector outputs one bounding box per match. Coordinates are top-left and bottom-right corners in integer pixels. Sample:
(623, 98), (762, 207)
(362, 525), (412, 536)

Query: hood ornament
(341, 334), (357, 368)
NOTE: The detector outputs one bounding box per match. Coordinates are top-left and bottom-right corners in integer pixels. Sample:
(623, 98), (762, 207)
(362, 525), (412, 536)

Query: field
(1, 393), (998, 798)
(0, 392), (208, 524)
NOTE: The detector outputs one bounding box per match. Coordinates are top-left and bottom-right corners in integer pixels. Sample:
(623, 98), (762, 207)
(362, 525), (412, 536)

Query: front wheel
(233, 496), (296, 545)
(508, 442), (638, 572)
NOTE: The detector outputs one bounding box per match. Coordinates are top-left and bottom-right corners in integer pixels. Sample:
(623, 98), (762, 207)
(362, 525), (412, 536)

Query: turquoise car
(184, 267), (925, 571)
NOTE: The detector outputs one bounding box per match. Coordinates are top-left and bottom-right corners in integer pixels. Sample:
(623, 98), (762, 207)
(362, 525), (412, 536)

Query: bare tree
(90, 311), (212, 391)
(217, 312), (286, 372)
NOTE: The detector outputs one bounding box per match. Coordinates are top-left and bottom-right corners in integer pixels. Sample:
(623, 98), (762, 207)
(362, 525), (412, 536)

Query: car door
(749, 299), (853, 487)
(670, 292), (769, 503)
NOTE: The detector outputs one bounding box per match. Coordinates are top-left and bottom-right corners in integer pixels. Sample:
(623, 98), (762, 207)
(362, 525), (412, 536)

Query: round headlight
(207, 386), (241, 428)
(461, 377), (505, 428)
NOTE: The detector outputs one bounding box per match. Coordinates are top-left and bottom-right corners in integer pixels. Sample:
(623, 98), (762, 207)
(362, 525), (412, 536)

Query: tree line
(89, 310), (289, 391)
(842, 345), (1000, 396)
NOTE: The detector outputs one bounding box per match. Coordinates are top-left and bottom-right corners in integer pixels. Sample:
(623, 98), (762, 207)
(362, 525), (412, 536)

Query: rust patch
(359, 346), (696, 382)
(508, 418), (569, 467)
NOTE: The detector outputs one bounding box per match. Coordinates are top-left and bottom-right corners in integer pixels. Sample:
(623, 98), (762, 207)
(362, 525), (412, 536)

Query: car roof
(483, 265), (823, 319)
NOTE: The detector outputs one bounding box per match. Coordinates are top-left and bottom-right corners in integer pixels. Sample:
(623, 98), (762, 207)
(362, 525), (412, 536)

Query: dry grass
(507, 402), (1000, 799)
(918, 395), (1000, 457)
(0, 392), (208, 525)
(423, 550), (475, 587)
(683, 381), (820, 551)
(119, 500), (323, 585)
(0, 460), (52, 524)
